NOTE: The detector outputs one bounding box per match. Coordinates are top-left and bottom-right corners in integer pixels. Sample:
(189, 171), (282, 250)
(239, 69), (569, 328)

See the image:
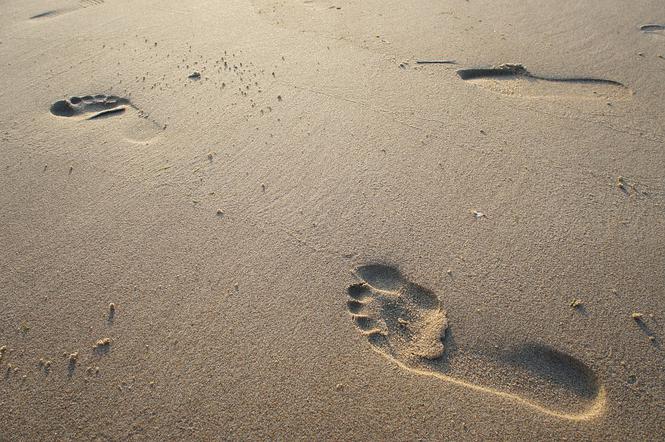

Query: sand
(1, 0), (664, 439)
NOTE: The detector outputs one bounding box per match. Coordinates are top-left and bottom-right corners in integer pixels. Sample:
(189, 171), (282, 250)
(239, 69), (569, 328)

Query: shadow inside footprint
(495, 343), (599, 401)
(345, 263), (605, 420)
(355, 264), (403, 292)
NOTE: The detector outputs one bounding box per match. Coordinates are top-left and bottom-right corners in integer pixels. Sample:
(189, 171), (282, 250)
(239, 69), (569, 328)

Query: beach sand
(1, 0), (664, 439)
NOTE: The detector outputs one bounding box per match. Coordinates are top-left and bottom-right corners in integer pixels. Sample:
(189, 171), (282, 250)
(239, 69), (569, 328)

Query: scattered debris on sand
(94, 338), (111, 348)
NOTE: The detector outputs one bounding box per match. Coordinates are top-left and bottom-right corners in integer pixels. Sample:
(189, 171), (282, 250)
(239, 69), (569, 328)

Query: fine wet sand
(1, 0), (664, 440)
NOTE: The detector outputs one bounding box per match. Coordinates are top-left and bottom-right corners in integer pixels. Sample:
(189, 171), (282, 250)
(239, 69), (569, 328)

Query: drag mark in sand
(346, 264), (606, 420)
(457, 63), (630, 100)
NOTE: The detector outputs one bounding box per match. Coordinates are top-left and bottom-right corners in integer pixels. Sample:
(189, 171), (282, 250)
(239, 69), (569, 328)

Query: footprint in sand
(346, 264), (606, 420)
(640, 24), (665, 36)
(30, 0), (104, 20)
(50, 94), (161, 142)
(456, 63), (631, 101)
(50, 95), (131, 120)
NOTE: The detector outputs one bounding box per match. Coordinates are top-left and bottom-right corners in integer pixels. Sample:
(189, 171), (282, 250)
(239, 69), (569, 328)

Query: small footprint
(50, 94), (162, 142)
(346, 264), (606, 420)
(457, 63), (630, 101)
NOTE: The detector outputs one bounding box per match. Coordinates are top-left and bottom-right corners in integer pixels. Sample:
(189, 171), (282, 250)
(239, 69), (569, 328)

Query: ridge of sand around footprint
(346, 264), (607, 421)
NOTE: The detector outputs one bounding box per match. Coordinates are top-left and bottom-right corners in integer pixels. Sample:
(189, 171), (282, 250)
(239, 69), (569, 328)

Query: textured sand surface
(1, 0), (664, 439)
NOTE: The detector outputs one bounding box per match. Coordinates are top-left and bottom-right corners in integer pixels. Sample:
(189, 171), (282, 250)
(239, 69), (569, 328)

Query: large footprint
(346, 264), (606, 420)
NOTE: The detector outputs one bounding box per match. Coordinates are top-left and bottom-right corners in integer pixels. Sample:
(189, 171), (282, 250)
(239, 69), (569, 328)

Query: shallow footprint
(457, 63), (631, 101)
(346, 264), (605, 420)
(50, 94), (161, 142)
